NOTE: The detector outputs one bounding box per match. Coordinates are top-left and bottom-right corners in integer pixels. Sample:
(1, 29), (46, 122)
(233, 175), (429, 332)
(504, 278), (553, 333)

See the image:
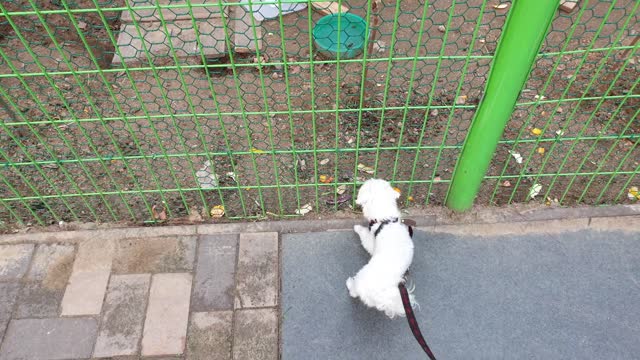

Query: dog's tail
(403, 278), (420, 311)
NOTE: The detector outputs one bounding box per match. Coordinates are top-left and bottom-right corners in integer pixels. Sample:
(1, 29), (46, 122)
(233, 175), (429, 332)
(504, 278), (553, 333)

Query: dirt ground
(0, 0), (638, 226)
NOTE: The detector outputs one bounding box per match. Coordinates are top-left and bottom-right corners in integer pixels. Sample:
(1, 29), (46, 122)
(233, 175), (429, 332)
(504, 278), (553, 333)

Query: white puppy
(346, 178), (417, 318)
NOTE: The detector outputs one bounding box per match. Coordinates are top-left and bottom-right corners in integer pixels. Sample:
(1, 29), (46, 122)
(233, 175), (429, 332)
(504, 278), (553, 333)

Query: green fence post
(445, 0), (560, 211)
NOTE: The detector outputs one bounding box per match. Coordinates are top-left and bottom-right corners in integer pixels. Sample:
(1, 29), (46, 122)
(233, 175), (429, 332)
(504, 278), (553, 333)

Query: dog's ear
(355, 187), (369, 206)
(387, 185), (400, 200)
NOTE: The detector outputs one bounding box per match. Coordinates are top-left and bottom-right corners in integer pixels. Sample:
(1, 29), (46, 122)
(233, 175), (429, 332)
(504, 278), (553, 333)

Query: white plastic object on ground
(241, 0), (307, 21)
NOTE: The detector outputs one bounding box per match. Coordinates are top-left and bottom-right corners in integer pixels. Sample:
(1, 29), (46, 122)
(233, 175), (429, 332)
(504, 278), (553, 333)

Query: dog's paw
(346, 277), (357, 298)
(353, 224), (367, 235)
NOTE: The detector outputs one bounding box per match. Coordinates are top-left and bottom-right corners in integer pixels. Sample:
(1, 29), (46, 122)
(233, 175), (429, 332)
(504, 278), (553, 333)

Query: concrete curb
(1, 204), (638, 244)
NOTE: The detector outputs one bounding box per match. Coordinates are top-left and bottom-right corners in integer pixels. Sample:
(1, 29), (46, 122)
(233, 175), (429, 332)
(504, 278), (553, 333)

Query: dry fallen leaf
(537, 147), (546, 155)
(455, 95), (467, 105)
(393, 187), (402, 194)
(188, 206), (204, 222)
(357, 163), (375, 174)
(528, 183), (542, 199)
(319, 175), (334, 183)
(295, 203), (313, 215)
(226, 172), (237, 182)
(152, 205), (167, 221)
(555, 129), (564, 136)
(628, 186), (640, 200)
(502, 180), (512, 187)
(319, 158), (330, 165)
(493, 3), (509, 9)
(250, 147), (267, 154)
(407, 196), (414, 201)
(210, 205), (225, 218)
(531, 128), (543, 136)
(336, 184), (347, 195)
(509, 150), (523, 164)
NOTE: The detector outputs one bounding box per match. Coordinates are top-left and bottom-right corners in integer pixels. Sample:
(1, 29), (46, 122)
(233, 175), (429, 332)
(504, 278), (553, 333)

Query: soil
(0, 0), (638, 228)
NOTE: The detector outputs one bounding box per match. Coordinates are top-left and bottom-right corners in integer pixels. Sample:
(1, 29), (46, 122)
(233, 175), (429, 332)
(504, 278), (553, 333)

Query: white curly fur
(346, 178), (418, 318)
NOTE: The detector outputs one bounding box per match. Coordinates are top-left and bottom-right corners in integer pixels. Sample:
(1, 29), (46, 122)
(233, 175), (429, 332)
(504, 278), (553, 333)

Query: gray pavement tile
(113, 236), (196, 274)
(0, 282), (21, 341)
(13, 244), (75, 318)
(0, 317), (97, 360)
(282, 229), (640, 360)
(192, 235), (237, 311)
(26, 244), (75, 283)
(233, 308), (278, 360)
(14, 282), (63, 318)
(0, 244), (34, 281)
(235, 233), (279, 308)
(93, 274), (151, 358)
(141, 273), (192, 356)
(187, 311), (233, 360)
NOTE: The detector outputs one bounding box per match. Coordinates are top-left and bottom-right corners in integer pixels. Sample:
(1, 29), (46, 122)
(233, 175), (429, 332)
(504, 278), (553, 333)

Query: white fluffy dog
(346, 178), (417, 318)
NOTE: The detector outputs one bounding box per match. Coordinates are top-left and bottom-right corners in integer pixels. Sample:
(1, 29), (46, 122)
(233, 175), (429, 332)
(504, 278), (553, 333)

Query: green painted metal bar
(445, 0), (560, 211)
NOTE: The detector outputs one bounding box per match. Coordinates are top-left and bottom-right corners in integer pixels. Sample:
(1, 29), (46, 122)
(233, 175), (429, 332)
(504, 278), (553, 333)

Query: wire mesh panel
(0, 0), (638, 226)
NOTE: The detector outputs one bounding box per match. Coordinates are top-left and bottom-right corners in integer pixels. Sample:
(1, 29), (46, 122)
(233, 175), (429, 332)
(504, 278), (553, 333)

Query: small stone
(430, 109), (439, 116)
(271, 72), (279, 79)
(437, 25), (446, 33)
(456, 95), (467, 105)
(77, 21), (88, 30)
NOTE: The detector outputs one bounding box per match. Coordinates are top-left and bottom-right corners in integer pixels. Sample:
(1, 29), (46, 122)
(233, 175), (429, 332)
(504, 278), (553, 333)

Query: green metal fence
(0, 0), (638, 226)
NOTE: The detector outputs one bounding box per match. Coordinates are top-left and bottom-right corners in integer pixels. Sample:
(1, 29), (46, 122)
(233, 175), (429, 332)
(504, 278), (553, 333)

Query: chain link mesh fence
(0, 0), (638, 226)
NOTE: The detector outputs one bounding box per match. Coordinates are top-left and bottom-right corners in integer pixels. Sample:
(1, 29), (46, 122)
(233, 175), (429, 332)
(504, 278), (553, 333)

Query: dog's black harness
(368, 217), (413, 237)
(368, 217), (436, 359)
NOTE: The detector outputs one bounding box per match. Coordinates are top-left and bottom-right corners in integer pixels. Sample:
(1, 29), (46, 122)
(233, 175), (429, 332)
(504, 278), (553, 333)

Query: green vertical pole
(446, 0), (559, 211)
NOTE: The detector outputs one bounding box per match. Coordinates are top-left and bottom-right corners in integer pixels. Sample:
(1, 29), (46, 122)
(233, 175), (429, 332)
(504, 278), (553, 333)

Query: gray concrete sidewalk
(0, 206), (638, 360)
(282, 224), (640, 360)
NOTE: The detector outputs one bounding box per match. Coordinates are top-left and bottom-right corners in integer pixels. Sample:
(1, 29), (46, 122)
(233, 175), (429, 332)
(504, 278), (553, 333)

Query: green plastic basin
(313, 13), (368, 59)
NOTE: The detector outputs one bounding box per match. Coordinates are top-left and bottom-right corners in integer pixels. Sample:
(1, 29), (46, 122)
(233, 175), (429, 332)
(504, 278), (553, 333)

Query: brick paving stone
(0, 318), (97, 360)
(192, 235), (237, 311)
(235, 233), (279, 308)
(186, 311), (233, 360)
(113, 236), (196, 274)
(26, 244), (75, 282)
(0, 244), (34, 280)
(232, 308), (278, 360)
(0, 283), (21, 341)
(112, 19), (226, 65)
(121, 0), (223, 23)
(141, 273), (192, 356)
(14, 283), (63, 318)
(15, 244), (75, 318)
(61, 239), (114, 316)
(93, 274), (151, 358)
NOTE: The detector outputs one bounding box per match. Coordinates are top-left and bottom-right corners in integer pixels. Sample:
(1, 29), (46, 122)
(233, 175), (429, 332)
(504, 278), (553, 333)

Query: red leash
(399, 282), (437, 360)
